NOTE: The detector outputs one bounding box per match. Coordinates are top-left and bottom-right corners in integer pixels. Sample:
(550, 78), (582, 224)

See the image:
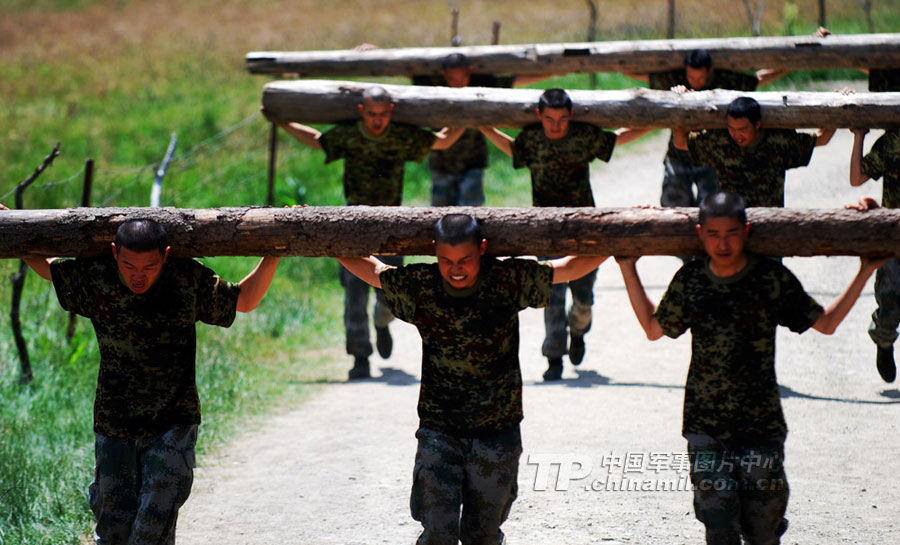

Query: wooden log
(261, 80), (900, 128)
(1, 206), (899, 259)
(246, 33), (900, 77)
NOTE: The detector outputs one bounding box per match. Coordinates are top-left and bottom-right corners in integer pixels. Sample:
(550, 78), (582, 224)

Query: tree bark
(261, 80), (900, 129)
(246, 33), (900, 77)
(1, 206), (899, 259)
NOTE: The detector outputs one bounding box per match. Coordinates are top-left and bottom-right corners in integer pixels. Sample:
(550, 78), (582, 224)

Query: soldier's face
(685, 66), (712, 90)
(435, 239), (487, 290)
(442, 66), (472, 88)
(537, 107), (571, 140)
(727, 115), (761, 147)
(696, 217), (750, 271)
(358, 99), (394, 137)
(111, 244), (170, 294)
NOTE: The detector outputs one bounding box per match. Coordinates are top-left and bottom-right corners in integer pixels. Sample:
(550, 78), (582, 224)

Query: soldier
(624, 33), (824, 208)
(412, 52), (552, 206)
(616, 191), (885, 545)
(850, 128), (900, 383)
(1, 211), (280, 545)
(338, 213), (607, 545)
(672, 96), (835, 207)
(266, 86), (463, 379)
(480, 88), (651, 380)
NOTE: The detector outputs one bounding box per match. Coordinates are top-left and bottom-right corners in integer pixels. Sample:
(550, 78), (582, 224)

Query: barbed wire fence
(2, 111), (275, 383)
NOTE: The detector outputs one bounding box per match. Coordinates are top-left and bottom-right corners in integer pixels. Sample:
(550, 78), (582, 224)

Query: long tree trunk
(261, 80), (900, 129)
(246, 33), (900, 76)
(2, 206), (899, 258)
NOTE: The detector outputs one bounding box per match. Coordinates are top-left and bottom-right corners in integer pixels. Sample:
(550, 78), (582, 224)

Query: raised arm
(812, 257), (887, 334)
(614, 127), (654, 146)
(616, 257), (664, 340)
(236, 256), (280, 313)
(621, 72), (650, 83)
(479, 127), (514, 157)
(850, 128), (871, 186)
(0, 203), (54, 280)
(278, 121), (323, 150)
(548, 255), (608, 284)
(672, 127), (690, 151)
(814, 127), (836, 147)
(336, 256), (396, 289)
(431, 127), (466, 150)
(755, 68), (790, 88)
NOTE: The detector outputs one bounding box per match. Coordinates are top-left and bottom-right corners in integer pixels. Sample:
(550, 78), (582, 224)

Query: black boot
(542, 357), (563, 381)
(375, 326), (393, 359)
(348, 357), (371, 380)
(569, 333), (585, 366)
(877, 345), (897, 383)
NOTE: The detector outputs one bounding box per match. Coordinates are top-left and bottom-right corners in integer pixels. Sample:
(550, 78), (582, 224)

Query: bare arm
(278, 121), (323, 150)
(614, 127), (653, 146)
(236, 256), (280, 313)
(336, 256), (395, 289)
(548, 255), (608, 284)
(672, 127), (689, 151)
(813, 257), (887, 334)
(479, 127), (514, 157)
(814, 127), (836, 147)
(755, 68), (790, 88)
(617, 257), (664, 340)
(431, 127), (465, 150)
(850, 129), (871, 186)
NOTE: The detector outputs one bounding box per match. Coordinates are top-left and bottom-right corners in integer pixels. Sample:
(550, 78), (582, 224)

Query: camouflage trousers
(686, 433), (789, 545)
(541, 262), (596, 359)
(430, 168), (485, 207)
(868, 258), (900, 348)
(90, 424), (198, 545)
(339, 256), (403, 358)
(660, 156), (719, 208)
(410, 425), (522, 545)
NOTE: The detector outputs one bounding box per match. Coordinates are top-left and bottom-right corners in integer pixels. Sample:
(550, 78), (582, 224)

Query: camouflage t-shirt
(380, 257), (552, 436)
(318, 121), (436, 205)
(649, 69), (759, 165)
(687, 128), (817, 207)
(869, 69), (900, 92)
(512, 122), (616, 207)
(413, 74), (516, 173)
(655, 254), (823, 443)
(50, 256), (241, 439)
(861, 129), (900, 209)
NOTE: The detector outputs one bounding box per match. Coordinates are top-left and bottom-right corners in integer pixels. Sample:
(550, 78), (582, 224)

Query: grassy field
(1, 1), (898, 543)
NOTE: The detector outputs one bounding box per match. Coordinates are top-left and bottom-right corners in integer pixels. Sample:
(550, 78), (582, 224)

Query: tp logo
(527, 454), (593, 491)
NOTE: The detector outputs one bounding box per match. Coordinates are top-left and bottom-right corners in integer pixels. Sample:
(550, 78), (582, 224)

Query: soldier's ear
(479, 239), (487, 256)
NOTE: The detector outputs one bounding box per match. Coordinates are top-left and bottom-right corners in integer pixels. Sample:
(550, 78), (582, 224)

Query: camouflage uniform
(868, 69), (900, 92)
(513, 122), (614, 359)
(413, 74), (515, 206)
(860, 130), (900, 349)
(380, 257), (553, 544)
(319, 121), (435, 358)
(687, 128), (817, 207)
(50, 256), (241, 545)
(654, 254), (823, 545)
(649, 69), (759, 208)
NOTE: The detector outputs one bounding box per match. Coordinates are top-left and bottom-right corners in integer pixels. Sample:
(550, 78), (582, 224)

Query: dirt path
(177, 128), (900, 544)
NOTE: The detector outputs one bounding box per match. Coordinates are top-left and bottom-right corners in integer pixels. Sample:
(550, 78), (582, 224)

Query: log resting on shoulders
(262, 80), (900, 129)
(1, 206), (899, 259)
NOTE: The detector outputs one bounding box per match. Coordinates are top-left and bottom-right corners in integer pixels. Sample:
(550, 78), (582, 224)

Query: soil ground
(176, 125), (900, 544)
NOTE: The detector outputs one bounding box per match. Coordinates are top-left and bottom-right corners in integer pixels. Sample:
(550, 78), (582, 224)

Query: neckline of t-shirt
(357, 121), (390, 141)
(703, 253), (758, 285)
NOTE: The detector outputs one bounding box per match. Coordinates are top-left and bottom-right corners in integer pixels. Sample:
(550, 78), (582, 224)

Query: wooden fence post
(267, 123), (278, 206)
(9, 142), (61, 384)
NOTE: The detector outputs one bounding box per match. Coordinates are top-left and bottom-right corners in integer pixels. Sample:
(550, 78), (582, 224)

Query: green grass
(1, 1), (898, 543)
